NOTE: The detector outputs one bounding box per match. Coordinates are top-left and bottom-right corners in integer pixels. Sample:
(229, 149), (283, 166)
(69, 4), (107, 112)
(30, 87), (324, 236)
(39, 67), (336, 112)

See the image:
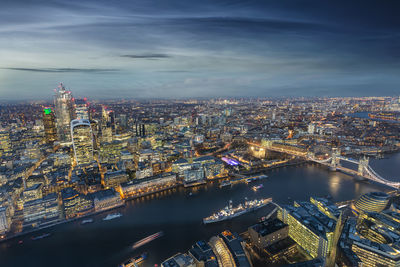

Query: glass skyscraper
(71, 119), (94, 165)
(54, 83), (74, 143)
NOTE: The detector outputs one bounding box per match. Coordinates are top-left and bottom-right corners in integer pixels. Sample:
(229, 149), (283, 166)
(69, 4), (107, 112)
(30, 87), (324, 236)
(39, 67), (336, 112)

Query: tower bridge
(247, 141), (400, 189)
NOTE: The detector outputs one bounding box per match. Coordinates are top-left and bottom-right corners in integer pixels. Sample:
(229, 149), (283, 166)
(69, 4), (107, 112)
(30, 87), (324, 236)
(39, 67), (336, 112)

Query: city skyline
(1, 1), (400, 266)
(1, 0), (400, 100)
(1, 83), (400, 266)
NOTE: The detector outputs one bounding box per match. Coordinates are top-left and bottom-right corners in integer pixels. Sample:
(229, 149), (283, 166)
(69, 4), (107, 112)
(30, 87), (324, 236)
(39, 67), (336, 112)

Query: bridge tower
(330, 148), (340, 170)
(264, 140), (273, 148)
(358, 157), (369, 177)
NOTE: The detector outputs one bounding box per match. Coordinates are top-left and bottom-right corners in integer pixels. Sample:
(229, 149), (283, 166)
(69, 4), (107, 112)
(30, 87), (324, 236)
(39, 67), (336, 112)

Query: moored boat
(81, 218), (94, 224)
(103, 213), (122, 221)
(119, 252), (148, 267)
(203, 197), (272, 224)
(219, 180), (232, 188)
(245, 174), (268, 184)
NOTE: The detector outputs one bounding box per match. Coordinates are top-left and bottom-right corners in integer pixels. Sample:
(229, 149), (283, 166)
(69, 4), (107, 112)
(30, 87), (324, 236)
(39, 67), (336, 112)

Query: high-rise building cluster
(0, 93), (399, 266)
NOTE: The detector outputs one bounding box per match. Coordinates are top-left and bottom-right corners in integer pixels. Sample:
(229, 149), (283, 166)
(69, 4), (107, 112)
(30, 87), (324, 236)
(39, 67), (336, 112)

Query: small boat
(252, 184), (264, 192)
(132, 232), (163, 249)
(103, 213), (122, 221)
(119, 252), (148, 267)
(245, 175), (268, 184)
(31, 233), (51, 240)
(81, 218), (94, 224)
(219, 180), (231, 188)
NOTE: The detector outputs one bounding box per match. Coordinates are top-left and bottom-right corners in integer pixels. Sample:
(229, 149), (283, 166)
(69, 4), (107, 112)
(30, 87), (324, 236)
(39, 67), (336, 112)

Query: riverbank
(2, 152), (399, 267)
(0, 159), (306, 243)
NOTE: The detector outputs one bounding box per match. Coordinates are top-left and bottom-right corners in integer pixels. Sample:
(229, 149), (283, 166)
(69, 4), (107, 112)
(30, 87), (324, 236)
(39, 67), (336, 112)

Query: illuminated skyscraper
(42, 107), (57, 144)
(74, 98), (89, 120)
(55, 83), (75, 143)
(71, 119), (94, 165)
(101, 106), (113, 143)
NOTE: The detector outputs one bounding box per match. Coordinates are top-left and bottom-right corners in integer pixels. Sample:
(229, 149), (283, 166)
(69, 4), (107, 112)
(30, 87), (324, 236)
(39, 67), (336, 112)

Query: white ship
(103, 213), (122, 221)
(203, 197), (272, 224)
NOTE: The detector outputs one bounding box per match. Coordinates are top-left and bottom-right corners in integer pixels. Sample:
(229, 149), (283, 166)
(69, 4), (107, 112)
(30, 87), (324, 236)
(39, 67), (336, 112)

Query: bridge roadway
(247, 142), (400, 189)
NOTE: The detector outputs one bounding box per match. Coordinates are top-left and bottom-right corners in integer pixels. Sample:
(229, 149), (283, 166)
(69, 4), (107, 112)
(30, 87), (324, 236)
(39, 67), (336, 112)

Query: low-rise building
(119, 173), (177, 199)
(91, 189), (124, 212)
(61, 188), (94, 219)
(0, 206), (11, 234)
(248, 218), (289, 249)
(23, 183), (43, 202)
(103, 170), (129, 188)
(23, 193), (61, 229)
(161, 253), (195, 267)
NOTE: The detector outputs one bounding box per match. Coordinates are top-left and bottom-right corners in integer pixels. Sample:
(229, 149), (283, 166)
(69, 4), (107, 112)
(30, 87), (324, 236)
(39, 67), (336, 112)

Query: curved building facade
(71, 119), (94, 165)
(354, 192), (390, 213)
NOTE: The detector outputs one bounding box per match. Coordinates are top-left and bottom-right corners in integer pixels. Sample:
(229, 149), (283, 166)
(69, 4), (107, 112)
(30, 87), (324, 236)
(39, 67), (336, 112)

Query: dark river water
(0, 153), (399, 267)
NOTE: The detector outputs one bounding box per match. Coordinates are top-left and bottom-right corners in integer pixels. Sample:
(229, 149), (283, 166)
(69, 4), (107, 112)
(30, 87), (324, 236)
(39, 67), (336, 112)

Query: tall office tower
(55, 83), (75, 143)
(74, 98), (89, 120)
(42, 107), (57, 144)
(89, 119), (100, 150)
(100, 106), (113, 143)
(109, 110), (116, 135)
(0, 129), (11, 157)
(71, 119), (94, 165)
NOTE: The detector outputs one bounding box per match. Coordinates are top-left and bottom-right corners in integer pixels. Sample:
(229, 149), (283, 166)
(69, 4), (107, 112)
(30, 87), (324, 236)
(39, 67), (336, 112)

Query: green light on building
(44, 108), (52, 114)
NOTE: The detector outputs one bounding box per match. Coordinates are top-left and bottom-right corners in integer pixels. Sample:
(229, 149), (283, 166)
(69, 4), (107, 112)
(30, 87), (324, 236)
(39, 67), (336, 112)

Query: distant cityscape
(0, 83), (399, 266)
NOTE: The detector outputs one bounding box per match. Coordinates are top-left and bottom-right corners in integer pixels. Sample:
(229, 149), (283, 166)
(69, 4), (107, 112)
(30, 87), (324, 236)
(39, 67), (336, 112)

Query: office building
(54, 83), (75, 143)
(23, 193), (61, 228)
(209, 230), (251, 267)
(188, 240), (219, 267)
(135, 123), (146, 137)
(0, 129), (11, 157)
(248, 218), (289, 249)
(23, 183), (43, 203)
(91, 189), (124, 212)
(61, 188), (93, 219)
(354, 192), (390, 213)
(0, 206), (10, 234)
(71, 119), (94, 165)
(352, 241), (400, 267)
(278, 201), (336, 259)
(74, 98), (89, 120)
(103, 170), (129, 189)
(42, 107), (57, 143)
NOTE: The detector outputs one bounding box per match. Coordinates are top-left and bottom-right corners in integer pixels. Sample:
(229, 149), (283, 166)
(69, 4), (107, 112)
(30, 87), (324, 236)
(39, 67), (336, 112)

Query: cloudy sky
(0, 0), (399, 100)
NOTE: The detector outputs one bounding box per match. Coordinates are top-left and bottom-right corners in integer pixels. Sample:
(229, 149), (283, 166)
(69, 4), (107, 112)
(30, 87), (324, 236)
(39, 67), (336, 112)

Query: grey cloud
(120, 53), (171, 59)
(2, 67), (119, 73)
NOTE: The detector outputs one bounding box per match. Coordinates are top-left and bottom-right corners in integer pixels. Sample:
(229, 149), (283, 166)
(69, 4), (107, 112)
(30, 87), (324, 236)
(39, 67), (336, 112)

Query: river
(0, 153), (399, 267)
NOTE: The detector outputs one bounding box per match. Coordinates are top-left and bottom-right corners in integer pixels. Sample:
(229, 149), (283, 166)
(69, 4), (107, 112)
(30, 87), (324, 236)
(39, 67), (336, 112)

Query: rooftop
(250, 218), (288, 237)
